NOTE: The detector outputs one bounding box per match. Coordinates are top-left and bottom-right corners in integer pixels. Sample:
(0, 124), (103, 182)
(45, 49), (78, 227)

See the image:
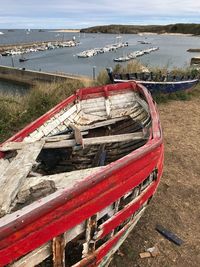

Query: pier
(0, 40), (77, 56)
(113, 47), (159, 62)
(77, 42), (128, 58)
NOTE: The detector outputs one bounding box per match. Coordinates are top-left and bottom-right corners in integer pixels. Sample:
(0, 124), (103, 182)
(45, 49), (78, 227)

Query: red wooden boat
(0, 82), (163, 267)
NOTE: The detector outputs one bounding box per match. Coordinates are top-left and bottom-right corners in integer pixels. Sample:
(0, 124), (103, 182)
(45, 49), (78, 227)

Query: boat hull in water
(0, 82), (163, 267)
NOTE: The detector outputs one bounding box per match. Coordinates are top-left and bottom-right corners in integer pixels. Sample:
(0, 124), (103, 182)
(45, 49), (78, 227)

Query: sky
(0, 0), (200, 29)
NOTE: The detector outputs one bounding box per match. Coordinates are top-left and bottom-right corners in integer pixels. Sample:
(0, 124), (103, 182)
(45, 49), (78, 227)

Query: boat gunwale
(113, 78), (199, 85)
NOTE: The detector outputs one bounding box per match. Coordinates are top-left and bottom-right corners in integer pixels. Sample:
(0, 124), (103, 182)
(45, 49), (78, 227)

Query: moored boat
(19, 57), (29, 62)
(107, 68), (199, 94)
(0, 82), (163, 267)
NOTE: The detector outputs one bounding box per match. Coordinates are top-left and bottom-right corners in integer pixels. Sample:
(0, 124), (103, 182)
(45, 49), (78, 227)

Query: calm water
(0, 79), (30, 94)
(0, 29), (200, 78)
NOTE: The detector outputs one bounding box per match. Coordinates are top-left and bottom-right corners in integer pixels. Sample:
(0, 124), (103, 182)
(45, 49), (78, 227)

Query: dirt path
(110, 97), (200, 267)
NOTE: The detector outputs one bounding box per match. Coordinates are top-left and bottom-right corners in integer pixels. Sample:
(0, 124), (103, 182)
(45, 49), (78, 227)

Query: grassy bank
(0, 79), (85, 142)
(0, 62), (199, 143)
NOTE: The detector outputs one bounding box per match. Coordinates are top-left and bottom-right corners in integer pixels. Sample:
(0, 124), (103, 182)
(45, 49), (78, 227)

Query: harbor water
(0, 29), (200, 77)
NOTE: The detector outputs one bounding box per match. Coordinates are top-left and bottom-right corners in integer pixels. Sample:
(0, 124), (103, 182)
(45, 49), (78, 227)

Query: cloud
(0, 0), (199, 28)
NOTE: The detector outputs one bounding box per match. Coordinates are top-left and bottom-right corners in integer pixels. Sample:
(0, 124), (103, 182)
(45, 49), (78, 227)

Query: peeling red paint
(0, 82), (163, 266)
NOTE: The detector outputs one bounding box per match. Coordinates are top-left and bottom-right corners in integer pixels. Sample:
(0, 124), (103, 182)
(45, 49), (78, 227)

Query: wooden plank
(0, 158), (9, 175)
(0, 132), (145, 152)
(52, 234), (65, 267)
(79, 116), (127, 131)
(58, 105), (77, 123)
(0, 132), (89, 152)
(0, 141), (44, 216)
(43, 132), (145, 149)
(11, 244), (51, 267)
(155, 224), (184, 246)
(105, 98), (111, 117)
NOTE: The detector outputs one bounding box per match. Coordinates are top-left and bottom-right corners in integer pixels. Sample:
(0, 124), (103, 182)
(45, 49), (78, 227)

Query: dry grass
(0, 79), (85, 142)
(110, 85), (200, 267)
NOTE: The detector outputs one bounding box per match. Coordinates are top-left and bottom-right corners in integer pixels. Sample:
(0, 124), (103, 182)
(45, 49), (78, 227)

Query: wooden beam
(69, 123), (83, 147)
(52, 234), (65, 267)
(0, 131), (88, 152)
(44, 132), (146, 149)
(0, 132), (145, 152)
(0, 141), (44, 216)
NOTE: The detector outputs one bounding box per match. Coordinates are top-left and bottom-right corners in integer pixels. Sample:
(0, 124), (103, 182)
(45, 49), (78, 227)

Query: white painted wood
(10, 243), (51, 267)
(74, 112), (106, 125)
(105, 98), (111, 117)
(0, 158), (10, 177)
(42, 120), (61, 136)
(135, 95), (149, 114)
(79, 117), (128, 131)
(0, 141), (44, 215)
(58, 105), (77, 123)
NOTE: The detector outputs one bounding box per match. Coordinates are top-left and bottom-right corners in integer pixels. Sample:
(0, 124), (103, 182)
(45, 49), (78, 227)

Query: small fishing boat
(107, 68), (199, 94)
(19, 57), (29, 62)
(0, 82), (163, 267)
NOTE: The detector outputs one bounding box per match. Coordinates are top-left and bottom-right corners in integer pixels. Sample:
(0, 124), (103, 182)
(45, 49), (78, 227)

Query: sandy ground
(110, 96), (200, 267)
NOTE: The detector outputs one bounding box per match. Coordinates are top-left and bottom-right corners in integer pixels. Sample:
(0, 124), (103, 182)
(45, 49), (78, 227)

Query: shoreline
(50, 29), (80, 33)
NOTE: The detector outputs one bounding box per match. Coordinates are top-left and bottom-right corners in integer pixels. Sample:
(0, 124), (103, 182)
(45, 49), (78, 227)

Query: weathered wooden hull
(0, 82), (163, 266)
(113, 78), (199, 94)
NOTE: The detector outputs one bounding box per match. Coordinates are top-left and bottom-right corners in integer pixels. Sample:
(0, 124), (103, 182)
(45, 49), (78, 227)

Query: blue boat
(106, 68), (199, 94)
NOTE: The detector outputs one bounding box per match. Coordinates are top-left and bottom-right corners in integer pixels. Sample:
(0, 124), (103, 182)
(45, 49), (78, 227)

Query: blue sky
(0, 0), (200, 29)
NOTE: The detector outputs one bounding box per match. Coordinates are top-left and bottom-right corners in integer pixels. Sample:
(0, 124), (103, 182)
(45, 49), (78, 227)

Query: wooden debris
(117, 250), (125, 257)
(139, 251), (151, 258)
(0, 141), (44, 216)
(146, 246), (160, 257)
(155, 224), (184, 246)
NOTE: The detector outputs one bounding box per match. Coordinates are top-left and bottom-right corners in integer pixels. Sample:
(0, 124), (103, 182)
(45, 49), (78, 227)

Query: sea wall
(0, 65), (90, 85)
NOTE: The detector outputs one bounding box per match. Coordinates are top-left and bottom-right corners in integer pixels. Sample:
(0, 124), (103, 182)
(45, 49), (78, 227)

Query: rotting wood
(69, 123), (83, 147)
(79, 116), (128, 131)
(0, 132), (146, 152)
(0, 158), (9, 176)
(1, 131), (89, 152)
(15, 167), (104, 207)
(52, 234), (65, 267)
(43, 132), (146, 149)
(0, 141), (44, 216)
(83, 215), (97, 257)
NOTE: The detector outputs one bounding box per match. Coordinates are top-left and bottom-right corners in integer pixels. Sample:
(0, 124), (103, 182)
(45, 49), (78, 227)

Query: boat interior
(0, 89), (151, 210)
